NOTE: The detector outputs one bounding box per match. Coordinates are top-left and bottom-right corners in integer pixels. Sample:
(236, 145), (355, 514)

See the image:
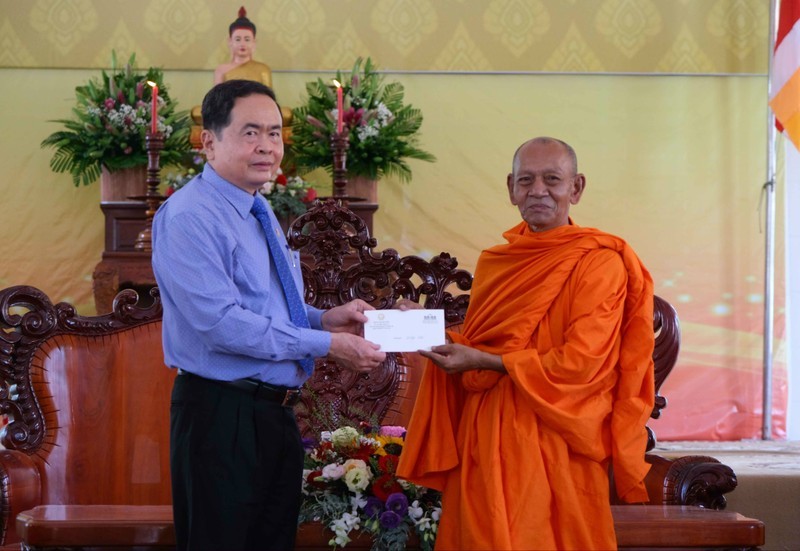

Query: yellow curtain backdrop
(0, 0), (785, 439)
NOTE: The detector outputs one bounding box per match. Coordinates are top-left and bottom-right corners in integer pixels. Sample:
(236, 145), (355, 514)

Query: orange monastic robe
(397, 222), (655, 550)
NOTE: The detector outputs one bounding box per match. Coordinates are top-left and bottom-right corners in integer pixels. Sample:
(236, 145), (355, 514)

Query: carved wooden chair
(0, 287), (172, 546)
(0, 199), (742, 549)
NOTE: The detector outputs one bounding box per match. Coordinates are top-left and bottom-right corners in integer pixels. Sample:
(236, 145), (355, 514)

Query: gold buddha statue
(190, 6), (291, 147)
(213, 6), (273, 87)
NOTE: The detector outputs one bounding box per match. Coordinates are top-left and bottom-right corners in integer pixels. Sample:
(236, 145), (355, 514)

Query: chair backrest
(649, 295), (681, 449)
(0, 286), (172, 506)
(289, 199), (473, 436)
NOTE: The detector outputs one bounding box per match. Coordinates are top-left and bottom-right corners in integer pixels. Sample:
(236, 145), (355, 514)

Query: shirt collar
(202, 163), (258, 220)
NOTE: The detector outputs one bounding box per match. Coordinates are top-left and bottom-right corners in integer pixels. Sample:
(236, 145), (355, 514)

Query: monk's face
(507, 140), (586, 232)
(229, 29), (255, 61)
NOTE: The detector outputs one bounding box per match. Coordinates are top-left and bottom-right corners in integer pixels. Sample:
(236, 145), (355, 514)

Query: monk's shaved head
(512, 137), (578, 176)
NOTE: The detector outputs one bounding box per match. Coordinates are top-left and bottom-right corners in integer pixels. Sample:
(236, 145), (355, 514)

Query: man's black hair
(201, 79), (280, 136)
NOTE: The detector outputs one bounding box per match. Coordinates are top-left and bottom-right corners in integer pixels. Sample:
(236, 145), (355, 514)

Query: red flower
(303, 188), (317, 203)
(349, 446), (374, 463)
(306, 470), (326, 489)
(165, 186), (175, 197)
(343, 107), (365, 128)
(275, 173), (288, 186)
(104, 98), (116, 111)
(371, 474), (403, 502)
(378, 454), (399, 474)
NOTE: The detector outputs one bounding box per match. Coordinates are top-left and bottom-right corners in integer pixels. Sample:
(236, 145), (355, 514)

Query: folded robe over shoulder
(396, 221), (655, 550)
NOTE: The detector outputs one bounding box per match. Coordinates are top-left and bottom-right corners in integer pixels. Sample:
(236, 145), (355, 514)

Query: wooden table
(15, 504), (765, 550)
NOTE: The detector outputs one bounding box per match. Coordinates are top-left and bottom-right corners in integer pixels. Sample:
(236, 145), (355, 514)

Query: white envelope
(364, 309), (446, 352)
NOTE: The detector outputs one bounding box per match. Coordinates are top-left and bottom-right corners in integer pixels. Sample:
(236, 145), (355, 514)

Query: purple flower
(301, 437), (318, 451)
(385, 492), (408, 517)
(379, 426), (406, 438)
(104, 98), (115, 111)
(379, 510), (402, 529)
(363, 496), (384, 518)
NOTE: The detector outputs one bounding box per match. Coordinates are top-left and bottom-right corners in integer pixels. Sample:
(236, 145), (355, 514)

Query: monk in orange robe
(396, 137), (655, 550)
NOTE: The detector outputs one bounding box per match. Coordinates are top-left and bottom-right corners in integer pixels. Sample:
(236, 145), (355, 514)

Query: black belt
(178, 370), (301, 407)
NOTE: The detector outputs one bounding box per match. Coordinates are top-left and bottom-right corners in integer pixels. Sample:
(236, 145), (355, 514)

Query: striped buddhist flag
(770, 0), (800, 150)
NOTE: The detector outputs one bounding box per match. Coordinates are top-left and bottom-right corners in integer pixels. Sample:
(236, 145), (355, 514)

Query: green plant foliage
(41, 51), (191, 187)
(289, 57), (435, 182)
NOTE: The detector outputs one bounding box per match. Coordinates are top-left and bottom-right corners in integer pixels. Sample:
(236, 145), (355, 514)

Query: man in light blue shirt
(152, 80), (386, 551)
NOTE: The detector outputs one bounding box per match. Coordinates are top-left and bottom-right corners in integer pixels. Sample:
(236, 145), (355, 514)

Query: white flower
(359, 435), (381, 448)
(331, 426), (360, 448)
(408, 499), (424, 520)
(415, 516), (432, 531)
(261, 181), (274, 194)
(350, 493), (368, 511)
(356, 123), (380, 142)
(320, 431), (332, 442)
(321, 463), (345, 480)
(328, 511), (361, 547)
(376, 102), (393, 126)
(342, 459), (371, 491)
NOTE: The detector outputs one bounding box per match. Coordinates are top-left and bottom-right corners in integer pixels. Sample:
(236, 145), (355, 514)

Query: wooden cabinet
(92, 202), (155, 314)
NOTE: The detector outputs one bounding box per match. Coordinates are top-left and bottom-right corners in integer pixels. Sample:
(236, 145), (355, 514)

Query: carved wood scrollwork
(287, 199), (474, 437)
(663, 455), (738, 510)
(0, 286), (162, 453)
(647, 295), (681, 451)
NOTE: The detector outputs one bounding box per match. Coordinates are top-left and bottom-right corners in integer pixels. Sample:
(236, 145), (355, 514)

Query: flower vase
(346, 175), (378, 203)
(100, 166), (148, 202)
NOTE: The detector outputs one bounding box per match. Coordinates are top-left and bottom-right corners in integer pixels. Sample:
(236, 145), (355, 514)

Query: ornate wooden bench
(0, 199), (763, 549)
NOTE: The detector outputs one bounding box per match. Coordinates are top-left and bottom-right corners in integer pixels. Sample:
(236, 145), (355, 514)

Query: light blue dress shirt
(152, 163), (331, 387)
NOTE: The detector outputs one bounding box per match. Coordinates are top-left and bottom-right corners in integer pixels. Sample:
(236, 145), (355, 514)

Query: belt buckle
(282, 389), (300, 407)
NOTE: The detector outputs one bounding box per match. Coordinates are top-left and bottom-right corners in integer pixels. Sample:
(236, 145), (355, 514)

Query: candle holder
(331, 131), (349, 199)
(133, 132), (166, 252)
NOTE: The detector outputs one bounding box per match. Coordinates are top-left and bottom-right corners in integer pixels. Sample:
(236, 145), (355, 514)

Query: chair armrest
(0, 450), (42, 545)
(644, 453), (737, 510)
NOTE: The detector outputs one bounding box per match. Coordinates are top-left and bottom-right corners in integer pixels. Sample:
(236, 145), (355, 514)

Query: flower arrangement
(288, 57), (435, 182)
(165, 160), (317, 219)
(259, 170), (318, 218)
(301, 424), (441, 550)
(41, 51), (191, 187)
(164, 152), (206, 197)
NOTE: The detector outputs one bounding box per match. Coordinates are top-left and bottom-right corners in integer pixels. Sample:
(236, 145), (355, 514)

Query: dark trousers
(170, 373), (304, 551)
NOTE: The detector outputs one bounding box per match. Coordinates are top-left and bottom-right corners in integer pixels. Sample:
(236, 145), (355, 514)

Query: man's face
(229, 29), (255, 60)
(201, 93), (283, 194)
(507, 140), (585, 232)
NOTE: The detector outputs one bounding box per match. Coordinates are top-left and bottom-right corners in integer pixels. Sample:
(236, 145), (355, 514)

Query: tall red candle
(333, 79), (343, 134)
(148, 81), (158, 134)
